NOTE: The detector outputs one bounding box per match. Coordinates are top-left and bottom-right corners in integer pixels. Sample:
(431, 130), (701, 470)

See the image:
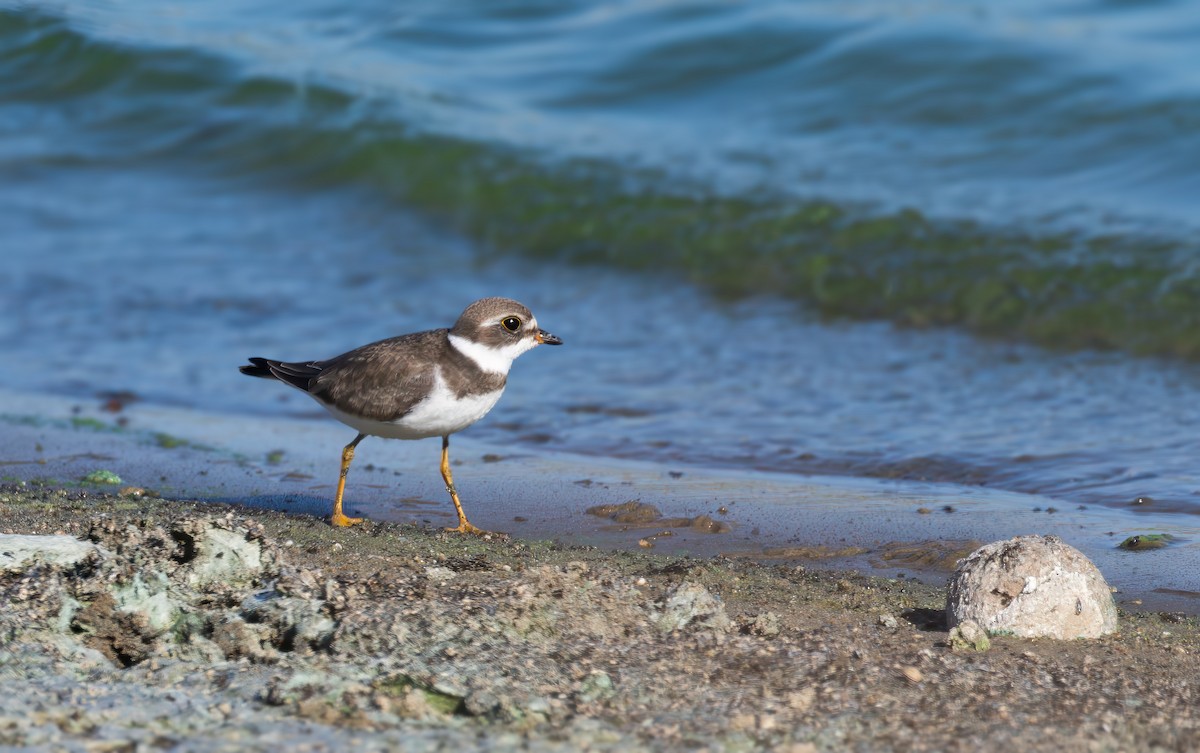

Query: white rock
(0, 534), (104, 573)
(653, 582), (731, 633)
(112, 571), (180, 633)
(946, 535), (1117, 639)
(948, 618), (991, 652)
(181, 523), (267, 589)
(424, 566), (456, 582)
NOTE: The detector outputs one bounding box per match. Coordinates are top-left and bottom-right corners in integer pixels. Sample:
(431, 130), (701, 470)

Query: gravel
(2, 486), (1199, 752)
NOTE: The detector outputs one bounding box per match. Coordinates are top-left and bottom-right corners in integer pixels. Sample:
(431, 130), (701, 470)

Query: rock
(463, 689), (502, 717)
(946, 535), (1117, 639)
(877, 613), (899, 630)
(748, 611), (781, 637)
(110, 571), (180, 633)
(1118, 534), (1172, 551)
(948, 619), (991, 652)
(0, 534), (105, 573)
(577, 670), (615, 703)
(241, 591), (337, 653)
(173, 520), (270, 589)
(653, 582), (731, 633)
(424, 566), (456, 582)
(211, 615), (278, 662)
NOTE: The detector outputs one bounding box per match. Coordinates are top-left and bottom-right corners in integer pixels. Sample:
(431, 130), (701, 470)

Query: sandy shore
(3, 486), (1200, 752)
(3, 391), (1200, 750)
(4, 387), (1198, 614)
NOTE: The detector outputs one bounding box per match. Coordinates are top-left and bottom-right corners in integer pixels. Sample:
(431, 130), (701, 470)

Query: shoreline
(3, 487), (1199, 751)
(2, 387), (1199, 613)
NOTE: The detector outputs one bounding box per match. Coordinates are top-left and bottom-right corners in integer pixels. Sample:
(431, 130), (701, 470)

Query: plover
(239, 297), (562, 533)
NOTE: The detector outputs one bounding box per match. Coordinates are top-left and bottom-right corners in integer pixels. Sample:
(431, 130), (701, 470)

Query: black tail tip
(239, 357), (273, 378)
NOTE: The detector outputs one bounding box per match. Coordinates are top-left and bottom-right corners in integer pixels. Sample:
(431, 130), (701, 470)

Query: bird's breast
(322, 377), (505, 440)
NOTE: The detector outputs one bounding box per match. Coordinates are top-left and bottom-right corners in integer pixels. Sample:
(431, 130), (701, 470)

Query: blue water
(3, 1), (1200, 532)
(27, 0), (1200, 231)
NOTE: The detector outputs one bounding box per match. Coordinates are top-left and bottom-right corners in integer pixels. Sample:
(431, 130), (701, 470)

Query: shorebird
(240, 297), (562, 533)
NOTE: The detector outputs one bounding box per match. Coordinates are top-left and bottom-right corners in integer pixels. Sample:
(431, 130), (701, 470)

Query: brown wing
(270, 331), (450, 421)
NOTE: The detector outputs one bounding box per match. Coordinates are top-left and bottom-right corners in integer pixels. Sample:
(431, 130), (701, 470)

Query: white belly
(323, 374), (504, 440)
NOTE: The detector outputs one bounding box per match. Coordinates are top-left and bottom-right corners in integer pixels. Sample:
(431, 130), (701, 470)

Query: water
(4, 2), (1195, 355)
(3, 3), (1200, 538)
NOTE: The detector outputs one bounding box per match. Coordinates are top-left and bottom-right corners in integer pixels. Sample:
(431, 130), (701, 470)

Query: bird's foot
(331, 511), (364, 527)
(444, 520), (497, 536)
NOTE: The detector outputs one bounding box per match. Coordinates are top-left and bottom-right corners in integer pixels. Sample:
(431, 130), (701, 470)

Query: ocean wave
(3, 6), (1200, 358)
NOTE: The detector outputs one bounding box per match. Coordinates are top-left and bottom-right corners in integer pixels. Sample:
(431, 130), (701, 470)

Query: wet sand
(2, 387), (1199, 613)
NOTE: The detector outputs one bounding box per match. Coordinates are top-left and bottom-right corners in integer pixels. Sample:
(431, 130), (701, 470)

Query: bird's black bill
(537, 329), (563, 345)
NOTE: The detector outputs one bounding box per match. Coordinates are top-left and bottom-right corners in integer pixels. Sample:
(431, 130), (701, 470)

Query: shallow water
(4, 162), (1200, 524)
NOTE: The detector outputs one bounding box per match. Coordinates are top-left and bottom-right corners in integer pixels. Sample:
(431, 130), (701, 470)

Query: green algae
(82, 470), (122, 485)
(1118, 534), (1175, 551)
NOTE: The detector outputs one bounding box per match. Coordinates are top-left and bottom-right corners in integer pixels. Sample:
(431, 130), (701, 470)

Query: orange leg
(332, 433), (365, 527)
(441, 435), (488, 535)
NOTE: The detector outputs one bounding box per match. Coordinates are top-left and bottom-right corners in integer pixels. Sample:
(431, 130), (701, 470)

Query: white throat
(448, 333), (535, 374)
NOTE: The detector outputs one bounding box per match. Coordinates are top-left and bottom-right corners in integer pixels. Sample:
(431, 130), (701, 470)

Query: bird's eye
(501, 317), (521, 332)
